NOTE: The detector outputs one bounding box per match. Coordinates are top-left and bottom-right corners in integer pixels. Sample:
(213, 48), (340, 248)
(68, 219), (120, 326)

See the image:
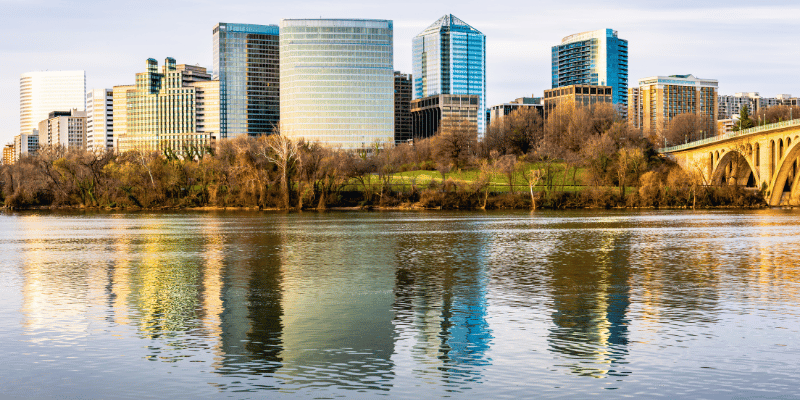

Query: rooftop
(417, 14), (482, 36)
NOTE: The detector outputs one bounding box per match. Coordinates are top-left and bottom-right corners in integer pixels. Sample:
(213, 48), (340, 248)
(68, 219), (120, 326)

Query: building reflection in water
(393, 225), (493, 388)
(215, 215), (284, 375)
(546, 227), (631, 378)
(275, 214), (396, 391)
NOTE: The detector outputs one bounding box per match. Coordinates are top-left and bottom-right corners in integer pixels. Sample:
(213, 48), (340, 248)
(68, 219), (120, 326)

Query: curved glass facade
(19, 70), (85, 137)
(412, 15), (486, 136)
(279, 19), (394, 149)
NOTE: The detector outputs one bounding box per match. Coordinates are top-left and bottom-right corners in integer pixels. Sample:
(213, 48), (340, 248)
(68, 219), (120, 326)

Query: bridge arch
(767, 140), (800, 205)
(710, 149), (758, 187)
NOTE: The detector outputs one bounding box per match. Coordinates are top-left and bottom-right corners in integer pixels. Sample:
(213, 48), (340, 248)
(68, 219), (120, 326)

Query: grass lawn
(343, 162), (590, 193)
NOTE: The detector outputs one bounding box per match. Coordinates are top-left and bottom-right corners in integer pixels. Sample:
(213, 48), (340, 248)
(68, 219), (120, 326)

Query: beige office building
(543, 84), (613, 117)
(410, 94), (480, 139)
(20, 71), (85, 137)
(630, 74), (718, 136)
(113, 58), (219, 153)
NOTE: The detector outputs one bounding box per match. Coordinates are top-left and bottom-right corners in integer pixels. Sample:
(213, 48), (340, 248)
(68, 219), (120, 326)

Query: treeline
(0, 103), (765, 210)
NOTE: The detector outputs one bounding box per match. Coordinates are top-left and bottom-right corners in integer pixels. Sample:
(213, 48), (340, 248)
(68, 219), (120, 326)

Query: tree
(434, 116), (477, 170)
(262, 131), (297, 209)
(734, 105), (755, 131)
(663, 113), (708, 146)
(524, 168), (544, 210)
(615, 147), (645, 200)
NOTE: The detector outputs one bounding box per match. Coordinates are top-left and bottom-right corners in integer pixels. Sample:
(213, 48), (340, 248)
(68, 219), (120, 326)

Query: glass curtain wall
(213, 23), (280, 138)
(412, 15), (486, 136)
(279, 19), (394, 149)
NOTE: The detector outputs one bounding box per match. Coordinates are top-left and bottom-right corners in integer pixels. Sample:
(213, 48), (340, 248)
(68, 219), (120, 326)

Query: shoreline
(0, 204), (773, 212)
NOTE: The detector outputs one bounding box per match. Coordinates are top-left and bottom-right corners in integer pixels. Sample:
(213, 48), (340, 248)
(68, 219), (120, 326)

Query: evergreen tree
(736, 105), (755, 131)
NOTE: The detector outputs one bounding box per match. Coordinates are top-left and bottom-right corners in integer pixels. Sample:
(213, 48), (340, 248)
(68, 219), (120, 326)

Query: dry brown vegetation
(0, 102), (767, 210)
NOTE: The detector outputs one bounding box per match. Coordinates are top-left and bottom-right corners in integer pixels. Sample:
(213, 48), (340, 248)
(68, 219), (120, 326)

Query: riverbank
(1, 184), (768, 212)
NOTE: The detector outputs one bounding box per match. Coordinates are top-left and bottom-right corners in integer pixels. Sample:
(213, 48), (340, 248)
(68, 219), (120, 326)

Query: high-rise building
(38, 109), (87, 149)
(552, 29), (628, 114)
(20, 71), (85, 136)
(394, 71), (412, 144)
(213, 23), (280, 138)
(280, 19), (394, 149)
(111, 85), (135, 150)
(631, 74), (718, 136)
(411, 94), (480, 140)
(86, 89), (113, 153)
(413, 15), (486, 136)
(3, 143), (13, 165)
(114, 58), (219, 153)
(544, 84), (612, 116)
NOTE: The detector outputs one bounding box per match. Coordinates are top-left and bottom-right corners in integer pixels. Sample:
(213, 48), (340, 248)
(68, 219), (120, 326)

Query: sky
(2, 0), (800, 145)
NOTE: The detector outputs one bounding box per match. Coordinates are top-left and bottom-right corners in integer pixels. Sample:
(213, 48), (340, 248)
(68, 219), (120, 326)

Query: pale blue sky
(2, 0), (799, 145)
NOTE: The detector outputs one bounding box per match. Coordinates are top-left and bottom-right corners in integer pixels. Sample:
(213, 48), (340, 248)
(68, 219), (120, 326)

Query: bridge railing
(660, 119), (800, 153)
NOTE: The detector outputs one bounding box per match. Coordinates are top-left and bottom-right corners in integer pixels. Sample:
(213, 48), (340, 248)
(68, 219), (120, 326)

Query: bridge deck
(660, 119), (800, 153)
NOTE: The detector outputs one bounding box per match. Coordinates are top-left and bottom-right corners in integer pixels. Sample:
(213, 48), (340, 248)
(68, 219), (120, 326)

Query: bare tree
(434, 116), (477, 170)
(524, 168), (544, 210)
(262, 130), (297, 209)
(663, 113), (709, 146)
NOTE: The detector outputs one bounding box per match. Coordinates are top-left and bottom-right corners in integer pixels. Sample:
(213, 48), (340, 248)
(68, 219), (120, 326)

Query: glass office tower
(551, 29), (628, 112)
(213, 23), (280, 138)
(412, 14), (486, 136)
(279, 19), (394, 149)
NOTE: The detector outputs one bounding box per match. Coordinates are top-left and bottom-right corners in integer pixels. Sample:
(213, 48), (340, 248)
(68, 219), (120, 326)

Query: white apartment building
(718, 92), (799, 120)
(86, 89), (113, 153)
(38, 109), (87, 150)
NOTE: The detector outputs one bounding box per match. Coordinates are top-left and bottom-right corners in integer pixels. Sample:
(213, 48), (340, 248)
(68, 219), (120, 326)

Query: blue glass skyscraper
(413, 15), (486, 136)
(552, 29), (628, 112)
(213, 23), (280, 138)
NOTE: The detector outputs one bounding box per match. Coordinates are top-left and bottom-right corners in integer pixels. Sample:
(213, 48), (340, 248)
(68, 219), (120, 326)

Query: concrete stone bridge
(660, 120), (800, 206)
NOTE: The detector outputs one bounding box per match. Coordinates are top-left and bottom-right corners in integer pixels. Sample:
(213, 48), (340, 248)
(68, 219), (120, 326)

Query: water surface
(1, 210), (798, 399)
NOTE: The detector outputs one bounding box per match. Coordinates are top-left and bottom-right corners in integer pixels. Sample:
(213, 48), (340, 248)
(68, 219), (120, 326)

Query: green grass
(343, 162), (589, 193)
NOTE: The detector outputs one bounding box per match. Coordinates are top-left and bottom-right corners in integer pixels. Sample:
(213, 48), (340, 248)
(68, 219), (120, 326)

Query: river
(1, 210), (798, 399)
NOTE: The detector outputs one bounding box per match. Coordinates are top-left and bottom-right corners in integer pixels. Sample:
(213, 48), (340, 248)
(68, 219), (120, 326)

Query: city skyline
(2, 0), (800, 145)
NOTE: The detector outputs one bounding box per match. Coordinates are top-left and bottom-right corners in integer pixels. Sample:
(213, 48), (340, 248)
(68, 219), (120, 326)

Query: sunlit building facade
(632, 74), (718, 136)
(86, 88), (113, 153)
(3, 143), (13, 165)
(19, 71), (86, 136)
(280, 19), (394, 149)
(544, 84), (612, 117)
(413, 14), (486, 137)
(552, 29), (628, 115)
(213, 23), (280, 138)
(115, 58), (219, 153)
